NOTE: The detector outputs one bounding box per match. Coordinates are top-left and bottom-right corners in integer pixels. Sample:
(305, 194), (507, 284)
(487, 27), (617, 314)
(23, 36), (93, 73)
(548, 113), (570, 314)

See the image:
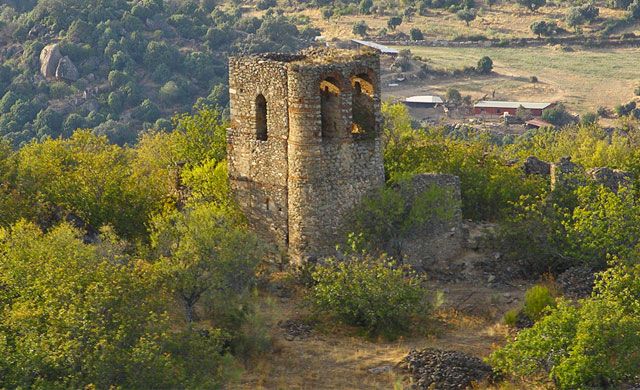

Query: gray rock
(55, 56), (79, 82)
(523, 156), (551, 175)
(40, 43), (62, 79)
(588, 167), (632, 193)
(368, 365), (393, 374)
(399, 348), (494, 389)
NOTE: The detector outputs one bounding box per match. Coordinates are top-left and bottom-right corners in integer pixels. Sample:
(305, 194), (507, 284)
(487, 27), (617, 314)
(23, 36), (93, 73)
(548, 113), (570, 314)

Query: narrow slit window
(256, 94), (268, 141)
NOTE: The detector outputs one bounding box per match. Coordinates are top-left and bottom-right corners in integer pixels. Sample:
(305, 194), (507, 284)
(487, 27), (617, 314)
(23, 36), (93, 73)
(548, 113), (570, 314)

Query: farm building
(403, 95), (444, 108)
(525, 118), (555, 129)
(473, 101), (555, 117)
(350, 39), (399, 57)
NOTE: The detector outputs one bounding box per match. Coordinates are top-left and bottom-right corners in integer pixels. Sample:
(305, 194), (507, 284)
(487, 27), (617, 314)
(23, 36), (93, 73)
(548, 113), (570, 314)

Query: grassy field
(386, 45), (640, 112)
(293, 4), (634, 41)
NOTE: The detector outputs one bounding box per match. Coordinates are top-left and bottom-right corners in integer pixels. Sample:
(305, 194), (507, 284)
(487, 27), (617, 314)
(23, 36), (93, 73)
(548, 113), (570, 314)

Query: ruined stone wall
(228, 56), (290, 248)
(401, 174), (464, 269)
(286, 50), (385, 262)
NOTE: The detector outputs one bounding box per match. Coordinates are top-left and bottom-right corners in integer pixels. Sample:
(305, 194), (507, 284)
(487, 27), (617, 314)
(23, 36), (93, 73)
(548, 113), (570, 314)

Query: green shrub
(523, 285), (556, 321)
(308, 255), (430, 338)
(503, 308), (519, 327)
(490, 262), (640, 389)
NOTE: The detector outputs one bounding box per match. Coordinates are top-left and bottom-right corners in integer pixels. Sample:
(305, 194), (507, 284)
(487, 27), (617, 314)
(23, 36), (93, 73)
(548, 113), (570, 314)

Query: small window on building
(255, 94), (268, 141)
(320, 77), (342, 138)
(351, 73), (375, 136)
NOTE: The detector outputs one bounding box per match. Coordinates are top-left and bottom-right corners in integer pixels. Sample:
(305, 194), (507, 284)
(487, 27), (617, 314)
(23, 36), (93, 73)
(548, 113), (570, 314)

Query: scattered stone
(523, 156), (551, 175)
(588, 167), (632, 193)
(556, 266), (595, 299)
(399, 348), (494, 389)
(278, 319), (313, 341)
(368, 365), (393, 374)
(56, 56), (79, 82)
(551, 156), (585, 191)
(514, 311), (534, 329)
(40, 43), (62, 79)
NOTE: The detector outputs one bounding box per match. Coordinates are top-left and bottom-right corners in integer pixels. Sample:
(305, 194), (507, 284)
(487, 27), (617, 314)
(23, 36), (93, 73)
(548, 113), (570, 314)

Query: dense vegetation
(2, 0), (640, 387)
(0, 0), (315, 146)
(0, 106), (270, 387)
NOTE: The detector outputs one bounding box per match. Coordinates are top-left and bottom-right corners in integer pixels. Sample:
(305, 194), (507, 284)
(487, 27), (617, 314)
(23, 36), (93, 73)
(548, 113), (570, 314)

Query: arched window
(351, 73), (375, 136)
(320, 77), (341, 138)
(255, 94), (268, 141)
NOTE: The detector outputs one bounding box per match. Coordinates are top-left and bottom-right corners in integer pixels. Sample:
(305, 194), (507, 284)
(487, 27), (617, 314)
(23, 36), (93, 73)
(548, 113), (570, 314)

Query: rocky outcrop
(551, 156), (585, 191)
(40, 43), (62, 79)
(523, 155), (551, 175)
(55, 56), (79, 82)
(40, 44), (80, 82)
(556, 266), (595, 299)
(399, 348), (494, 389)
(588, 167), (632, 193)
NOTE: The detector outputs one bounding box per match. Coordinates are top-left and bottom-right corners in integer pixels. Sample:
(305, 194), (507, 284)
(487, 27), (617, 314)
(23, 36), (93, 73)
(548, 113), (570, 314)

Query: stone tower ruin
(227, 48), (385, 263)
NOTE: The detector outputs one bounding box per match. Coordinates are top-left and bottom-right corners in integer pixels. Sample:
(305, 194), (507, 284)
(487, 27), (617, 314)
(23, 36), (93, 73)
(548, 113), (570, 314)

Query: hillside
(0, 0), (315, 146)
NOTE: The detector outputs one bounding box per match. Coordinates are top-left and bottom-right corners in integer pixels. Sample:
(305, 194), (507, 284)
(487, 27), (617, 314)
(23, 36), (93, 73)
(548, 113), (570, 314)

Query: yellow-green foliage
(382, 102), (546, 220)
(490, 262), (640, 389)
(308, 255), (431, 339)
(523, 285), (556, 321)
(503, 308), (519, 327)
(0, 221), (228, 388)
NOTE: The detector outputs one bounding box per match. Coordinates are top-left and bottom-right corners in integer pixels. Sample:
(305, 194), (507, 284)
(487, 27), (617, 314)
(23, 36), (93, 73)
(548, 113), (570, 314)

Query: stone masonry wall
(228, 56), (290, 248)
(401, 174), (464, 268)
(228, 49), (386, 263)
(286, 49), (385, 262)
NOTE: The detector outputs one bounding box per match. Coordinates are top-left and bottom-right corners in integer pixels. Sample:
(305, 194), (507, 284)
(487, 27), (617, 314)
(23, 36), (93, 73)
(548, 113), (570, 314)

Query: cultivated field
(385, 45), (640, 113)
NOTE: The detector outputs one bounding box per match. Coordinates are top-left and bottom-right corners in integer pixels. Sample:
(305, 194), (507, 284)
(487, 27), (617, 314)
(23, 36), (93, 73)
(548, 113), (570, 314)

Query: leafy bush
(490, 262), (640, 389)
(308, 255), (431, 338)
(349, 179), (458, 261)
(477, 56), (493, 74)
(523, 285), (557, 321)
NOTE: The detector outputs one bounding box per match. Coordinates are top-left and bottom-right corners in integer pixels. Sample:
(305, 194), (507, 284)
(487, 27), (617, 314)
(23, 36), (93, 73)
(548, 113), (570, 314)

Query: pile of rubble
(556, 266), (596, 299)
(278, 319), (313, 341)
(399, 348), (494, 389)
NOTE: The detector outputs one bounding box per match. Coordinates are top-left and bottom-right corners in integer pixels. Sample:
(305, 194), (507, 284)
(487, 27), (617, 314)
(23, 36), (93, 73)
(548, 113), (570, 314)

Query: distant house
(351, 39), (399, 57)
(403, 95), (444, 108)
(473, 101), (555, 117)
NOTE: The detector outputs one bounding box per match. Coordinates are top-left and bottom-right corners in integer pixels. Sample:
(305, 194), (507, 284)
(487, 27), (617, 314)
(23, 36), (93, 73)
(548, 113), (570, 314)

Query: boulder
(55, 56), (79, 82)
(40, 43), (62, 79)
(551, 156), (585, 191)
(523, 156), (551, 175)
(588, 167), (632, 193)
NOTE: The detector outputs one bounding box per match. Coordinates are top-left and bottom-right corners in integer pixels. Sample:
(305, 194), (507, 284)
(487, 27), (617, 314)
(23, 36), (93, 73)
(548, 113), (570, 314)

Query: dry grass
(236, 274), (526, 389)
(290, 4), (634, 41)
(383, 45), (640, 112)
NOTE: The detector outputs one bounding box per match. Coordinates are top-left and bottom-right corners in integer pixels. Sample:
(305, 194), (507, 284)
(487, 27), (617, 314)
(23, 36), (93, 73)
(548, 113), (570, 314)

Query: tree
(350, 179), (457, 261)
(629, 0), (640, 20)
(410, 27), (424, 40)
(0, 221), (228, 388)
(387, 16), (403, 30)
(456, 8), (476, 26)
(517, 0), (546, 11)
(150, 203), (263, 323)
(566, 7), (586, 31)
(353, 20), (369, 37)
(477, 56), (493, 74)
(446, 88), (462, 104)
(360, 0), (374, 14)
(530, 20), (558, 37)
